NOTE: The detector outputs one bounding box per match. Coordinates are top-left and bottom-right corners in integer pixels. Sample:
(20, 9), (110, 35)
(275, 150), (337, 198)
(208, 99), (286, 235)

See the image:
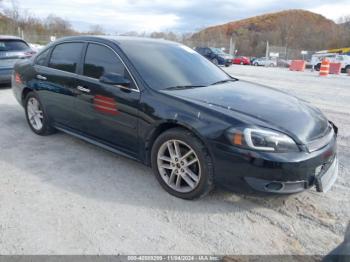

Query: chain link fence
(2, 29), (319, 66)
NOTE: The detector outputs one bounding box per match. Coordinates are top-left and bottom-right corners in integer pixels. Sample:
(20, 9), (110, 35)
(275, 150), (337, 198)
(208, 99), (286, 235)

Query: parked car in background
(311, 53), (350, 73)
(195, 47), (232, 67)
(232, 56), (251, 65)
(252, 57), (277, 67)
(0, 36), (35, 84)
(311, 53), (335, 71)
(12, 36), (338, 199)
(276, 58), (291, 68)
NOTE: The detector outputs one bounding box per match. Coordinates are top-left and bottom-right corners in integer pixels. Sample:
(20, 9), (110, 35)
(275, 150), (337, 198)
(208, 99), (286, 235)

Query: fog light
(265, 182), (283, 191)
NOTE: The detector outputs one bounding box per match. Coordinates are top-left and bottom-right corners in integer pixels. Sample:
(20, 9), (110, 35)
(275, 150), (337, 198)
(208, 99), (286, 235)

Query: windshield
(210, 48), (227, 55)
(120, 40), (231, 90)
(0, 40), (30, 52)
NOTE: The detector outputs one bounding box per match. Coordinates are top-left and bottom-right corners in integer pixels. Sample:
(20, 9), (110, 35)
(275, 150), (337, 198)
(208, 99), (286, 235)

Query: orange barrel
(329, 63), (341, 75)
(319, 59), (330, 77)
(289, 60), (306, 71)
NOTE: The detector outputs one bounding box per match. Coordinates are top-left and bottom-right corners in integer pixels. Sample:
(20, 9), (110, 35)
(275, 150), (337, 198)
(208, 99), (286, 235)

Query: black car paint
(12, 36), (337, 193)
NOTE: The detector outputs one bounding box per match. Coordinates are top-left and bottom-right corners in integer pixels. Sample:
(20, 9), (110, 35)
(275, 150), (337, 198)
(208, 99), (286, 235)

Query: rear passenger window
(35, 48), (50, 66)
(49, 43), (83, 73)
(83, 43), (125, 79)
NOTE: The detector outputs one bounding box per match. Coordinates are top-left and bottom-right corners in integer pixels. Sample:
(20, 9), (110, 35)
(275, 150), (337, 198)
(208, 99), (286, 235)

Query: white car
(252, 57), (277, 67)
(311, 53), (350, 73)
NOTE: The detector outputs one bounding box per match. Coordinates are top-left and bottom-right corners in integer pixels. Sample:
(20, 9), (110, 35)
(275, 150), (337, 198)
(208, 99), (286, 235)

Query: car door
(34, 42), (84, 126)
(73, 42), (141, 156)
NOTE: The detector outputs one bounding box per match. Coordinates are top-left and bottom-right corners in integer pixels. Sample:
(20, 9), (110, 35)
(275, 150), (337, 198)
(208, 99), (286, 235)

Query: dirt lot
(0, 66), (349, 255)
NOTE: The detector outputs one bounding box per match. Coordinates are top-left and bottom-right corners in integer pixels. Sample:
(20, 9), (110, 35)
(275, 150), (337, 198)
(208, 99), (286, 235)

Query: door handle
(36, 74), (47, 81)
(77, 85), (90, 93)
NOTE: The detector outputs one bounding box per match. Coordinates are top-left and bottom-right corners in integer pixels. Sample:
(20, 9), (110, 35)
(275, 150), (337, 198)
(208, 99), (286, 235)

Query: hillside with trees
(190, 10), (350, 57)
(0, 4), (349, 59)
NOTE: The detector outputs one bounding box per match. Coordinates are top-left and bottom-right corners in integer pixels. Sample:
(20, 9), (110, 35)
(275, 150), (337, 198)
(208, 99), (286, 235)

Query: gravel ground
(0, 66), (349, 255)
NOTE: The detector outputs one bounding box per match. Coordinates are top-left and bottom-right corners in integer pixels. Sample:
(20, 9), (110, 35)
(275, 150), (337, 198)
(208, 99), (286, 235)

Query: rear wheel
(315, 63), (321, 71)
(212, 58), (219, 65)
(25, 92), (55, 135)
(151, 128), (214, 199)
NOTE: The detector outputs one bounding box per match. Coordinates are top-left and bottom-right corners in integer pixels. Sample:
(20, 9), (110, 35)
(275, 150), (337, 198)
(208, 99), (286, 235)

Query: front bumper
(211, 132), (338, 194)
(244, 156), (338, 193)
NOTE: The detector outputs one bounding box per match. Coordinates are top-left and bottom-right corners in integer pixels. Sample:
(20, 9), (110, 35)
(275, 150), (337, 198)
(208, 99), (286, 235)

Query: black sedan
(12, 36), (338, 199)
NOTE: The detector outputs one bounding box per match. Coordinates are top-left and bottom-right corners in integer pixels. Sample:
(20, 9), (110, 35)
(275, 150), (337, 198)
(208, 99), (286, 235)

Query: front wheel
(25, 92), (55, 135)
(345, 65), (350, 74)
(151, 128), (214, 200)
(211, 58), (219, 65)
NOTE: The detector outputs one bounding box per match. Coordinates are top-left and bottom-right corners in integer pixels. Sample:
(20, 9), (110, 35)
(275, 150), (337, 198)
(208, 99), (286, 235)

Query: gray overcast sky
(3, 0), (350, 33)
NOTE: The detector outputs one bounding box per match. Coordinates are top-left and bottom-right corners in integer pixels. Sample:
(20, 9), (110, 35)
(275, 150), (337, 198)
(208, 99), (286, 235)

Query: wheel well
(21, 87), (33, 105)
(145, 122), (207, 166)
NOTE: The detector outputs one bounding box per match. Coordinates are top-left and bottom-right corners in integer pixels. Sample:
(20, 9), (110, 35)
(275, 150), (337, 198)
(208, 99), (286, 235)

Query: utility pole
(265, 41), (269, 60)
(229, 34), (236, 57)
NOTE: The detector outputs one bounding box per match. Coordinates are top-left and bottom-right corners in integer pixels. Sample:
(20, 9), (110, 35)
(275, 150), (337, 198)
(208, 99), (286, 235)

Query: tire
(315, 63), (321, 71)
(240, 62), (244, 65)
(254, 63), (258, 66)
(345, 65), (350, 74)
(269, 63), (275, 67)
(151, 128), (214, 200)
(24, 91), (55, 136)
(212, 58), (219, 65)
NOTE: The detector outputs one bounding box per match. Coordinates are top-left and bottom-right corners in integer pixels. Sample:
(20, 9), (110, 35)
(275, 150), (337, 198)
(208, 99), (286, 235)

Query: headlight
(228, 127), (300, 152)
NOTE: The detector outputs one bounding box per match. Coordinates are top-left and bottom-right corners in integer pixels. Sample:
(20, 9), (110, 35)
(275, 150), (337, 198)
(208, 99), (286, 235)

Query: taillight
(24, 51), (36, 57)
(15, 72), (22, 84)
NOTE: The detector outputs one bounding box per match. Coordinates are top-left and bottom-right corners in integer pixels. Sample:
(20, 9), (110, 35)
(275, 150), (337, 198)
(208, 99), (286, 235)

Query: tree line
(0, 3), (349, 58)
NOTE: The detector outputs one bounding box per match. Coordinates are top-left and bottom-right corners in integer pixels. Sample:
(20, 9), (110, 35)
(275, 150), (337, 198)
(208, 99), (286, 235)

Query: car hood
(163, 80), (329, 143)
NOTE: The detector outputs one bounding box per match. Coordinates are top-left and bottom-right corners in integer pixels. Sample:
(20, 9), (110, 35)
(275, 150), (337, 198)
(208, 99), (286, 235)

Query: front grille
(307, 125), (334, 152)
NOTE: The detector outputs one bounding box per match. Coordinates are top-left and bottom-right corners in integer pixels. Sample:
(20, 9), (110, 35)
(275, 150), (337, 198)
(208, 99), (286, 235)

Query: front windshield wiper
(163, 85), (206, 90)
(210, 78), (237, 86)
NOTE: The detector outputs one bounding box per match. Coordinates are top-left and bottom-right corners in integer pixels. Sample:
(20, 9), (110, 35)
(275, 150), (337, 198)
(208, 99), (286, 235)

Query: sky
(2, 0), (350, 33)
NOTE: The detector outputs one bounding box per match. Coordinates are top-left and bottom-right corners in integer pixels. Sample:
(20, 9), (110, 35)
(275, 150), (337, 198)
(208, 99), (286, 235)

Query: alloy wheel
(27, 97), (44, 131)
(157, 139), (201, 193)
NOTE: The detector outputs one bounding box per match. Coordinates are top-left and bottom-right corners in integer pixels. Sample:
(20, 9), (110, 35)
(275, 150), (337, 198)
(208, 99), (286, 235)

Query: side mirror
(99, 72), (130, 88)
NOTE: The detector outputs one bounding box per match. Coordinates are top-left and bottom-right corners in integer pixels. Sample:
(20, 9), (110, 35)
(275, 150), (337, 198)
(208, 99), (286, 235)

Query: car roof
(53, 35), (179, 47)
(0, 35), (25, 40)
